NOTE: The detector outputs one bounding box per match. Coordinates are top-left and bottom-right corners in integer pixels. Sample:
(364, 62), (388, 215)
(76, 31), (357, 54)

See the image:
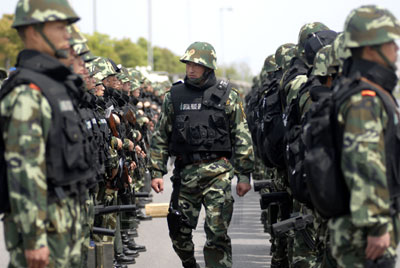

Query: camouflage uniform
(328, 5), (400, 268)
(151, 42), (254, 268)
(1, 1), (89, 267)
(282, 22), (332, 268)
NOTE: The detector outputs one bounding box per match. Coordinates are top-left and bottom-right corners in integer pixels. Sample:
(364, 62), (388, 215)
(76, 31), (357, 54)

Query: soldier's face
(186, 62), (206, 79)
(365, 41), (398, 68)
(123, 82), (131, 94)
(95, 84), (105, 96)
(40, 21), (70, 58)
(86, 76), (96, 90)
(103, 75), (118, 88)
(132, 89), (140, 98)
(379, 41), (398, 65)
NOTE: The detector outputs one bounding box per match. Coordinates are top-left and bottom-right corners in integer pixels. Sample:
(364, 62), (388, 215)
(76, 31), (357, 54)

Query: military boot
(122, 246), (139, 257)
(182, 258), (200, 268)
(115, 253), (136, 265)
(124, 234), (146, 252)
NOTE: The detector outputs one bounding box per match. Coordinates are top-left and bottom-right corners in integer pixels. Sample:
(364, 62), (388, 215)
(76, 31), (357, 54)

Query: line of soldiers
(0, 1), (171, 268)
(69, 27), (168, 267)
(246, 5), (400, 268)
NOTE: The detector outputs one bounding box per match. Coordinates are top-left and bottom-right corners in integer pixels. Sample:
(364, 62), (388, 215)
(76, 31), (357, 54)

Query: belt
(176, 153), (228, 166)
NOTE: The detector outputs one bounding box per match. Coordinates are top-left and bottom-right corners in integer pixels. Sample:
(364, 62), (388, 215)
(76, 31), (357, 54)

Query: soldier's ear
(24, 25), (43, 46)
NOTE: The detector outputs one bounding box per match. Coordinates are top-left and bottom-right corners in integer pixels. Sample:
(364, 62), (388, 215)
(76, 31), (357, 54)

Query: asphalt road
(133, 167), (271, 268)
(2, 165), (400, 268)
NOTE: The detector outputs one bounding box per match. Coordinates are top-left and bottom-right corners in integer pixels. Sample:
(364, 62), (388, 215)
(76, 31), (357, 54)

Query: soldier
(150, 41), (254, 268)
(328, 5), (400, 267)
(0, 0), (96, 267)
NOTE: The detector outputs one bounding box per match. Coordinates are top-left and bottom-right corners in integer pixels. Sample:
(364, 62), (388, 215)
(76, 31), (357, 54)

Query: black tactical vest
(0, 51), (94, 200)
(169, 80), (232, 159)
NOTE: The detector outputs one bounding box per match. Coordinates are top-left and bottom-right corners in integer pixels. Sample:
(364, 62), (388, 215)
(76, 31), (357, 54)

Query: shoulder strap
(203, 80), (231, 110)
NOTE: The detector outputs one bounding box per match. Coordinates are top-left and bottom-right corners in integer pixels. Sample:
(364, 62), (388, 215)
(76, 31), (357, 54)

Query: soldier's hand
(135, 145), (142, 154)
(130, 161), (137, 170)
(151, 178), (164, 193)
(25, 246), (50, 268)
(236, 182), (251, 197)
(116, 138), (123, 150)
(365, 232), (390, 260)
(136, 132), (142, 141)
(128, 140), (134, 151)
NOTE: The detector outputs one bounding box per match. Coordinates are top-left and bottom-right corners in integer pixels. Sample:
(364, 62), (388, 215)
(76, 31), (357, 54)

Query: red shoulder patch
(29, 83), (41, 91)
(361, 90), (376, 97)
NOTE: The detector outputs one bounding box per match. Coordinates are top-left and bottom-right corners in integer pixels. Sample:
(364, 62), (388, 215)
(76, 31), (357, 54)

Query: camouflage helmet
(263, 54), (278, 73)
(82, 51), (97, 62)
(180, 41), (217, 70)
(12, 0), (80, 28)
(90, 57), (117, 81)
(127, 68), (144, 83)
(281, 45), (298, 71)
(130, 79), (141, 91)
(67, 24), (86, 45)
(67, 24), (90, 56)
(275, 43), (296, 68)
(343, 5), (400, 48)
(298, 22), (330, 55)
(332, 32), (351, 66)
(312, 45), (337, 76)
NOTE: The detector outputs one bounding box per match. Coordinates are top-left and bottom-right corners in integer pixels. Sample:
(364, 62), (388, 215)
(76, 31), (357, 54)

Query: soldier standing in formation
(329, 5), (400, 268)
(150, 42), (254, 268)
(0, 0), (94, 267)
(247, 4), (400, 268)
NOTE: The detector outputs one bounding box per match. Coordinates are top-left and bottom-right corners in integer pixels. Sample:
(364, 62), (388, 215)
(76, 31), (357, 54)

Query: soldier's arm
(3, 84), (51, 250)
(228, 89), (255, 184)
(285, 75), (308, 105)
(150, 92), (173, 179)
(340, 93), (391, 236)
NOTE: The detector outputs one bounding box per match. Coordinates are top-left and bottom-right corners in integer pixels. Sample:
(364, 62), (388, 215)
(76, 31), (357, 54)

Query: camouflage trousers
(270, 168), (292, 267)
(3, 196), (84, 268)
(79, 191), (95, 268)
(171, 158), (234, 268)
(100, 189), (123, 255)
(252, 154), (269, 181)
(329, 215), (398, 268)
(291, 202), (318, 268)
(315, 216), (337, 268)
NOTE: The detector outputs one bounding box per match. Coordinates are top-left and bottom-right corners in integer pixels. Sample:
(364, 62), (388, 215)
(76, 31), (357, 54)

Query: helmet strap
(33, 24), (69, 59)
(372, 45), (397, 71)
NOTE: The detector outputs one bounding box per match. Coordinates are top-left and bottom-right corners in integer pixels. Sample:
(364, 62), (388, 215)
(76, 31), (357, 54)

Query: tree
(85, 32), (121, 63)
(0, 14), (23, 69)
(114, 38), (147, 67)
(153, 46), (185, 74)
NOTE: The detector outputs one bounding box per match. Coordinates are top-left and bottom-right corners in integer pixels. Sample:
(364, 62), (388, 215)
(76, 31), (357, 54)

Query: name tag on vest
(180, 103), (202, 111)
(59, 100), (74, 111)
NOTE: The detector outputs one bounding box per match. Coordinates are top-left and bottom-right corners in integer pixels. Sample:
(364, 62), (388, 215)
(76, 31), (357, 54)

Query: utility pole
(93, 0), (97, 33)
(219, 7), (232, 79)
(147, 0), (154, 70)
(187, 0), (191, 44)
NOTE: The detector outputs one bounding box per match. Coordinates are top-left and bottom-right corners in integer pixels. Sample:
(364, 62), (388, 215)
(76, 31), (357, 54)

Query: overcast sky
(2, 0), (400, 75)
